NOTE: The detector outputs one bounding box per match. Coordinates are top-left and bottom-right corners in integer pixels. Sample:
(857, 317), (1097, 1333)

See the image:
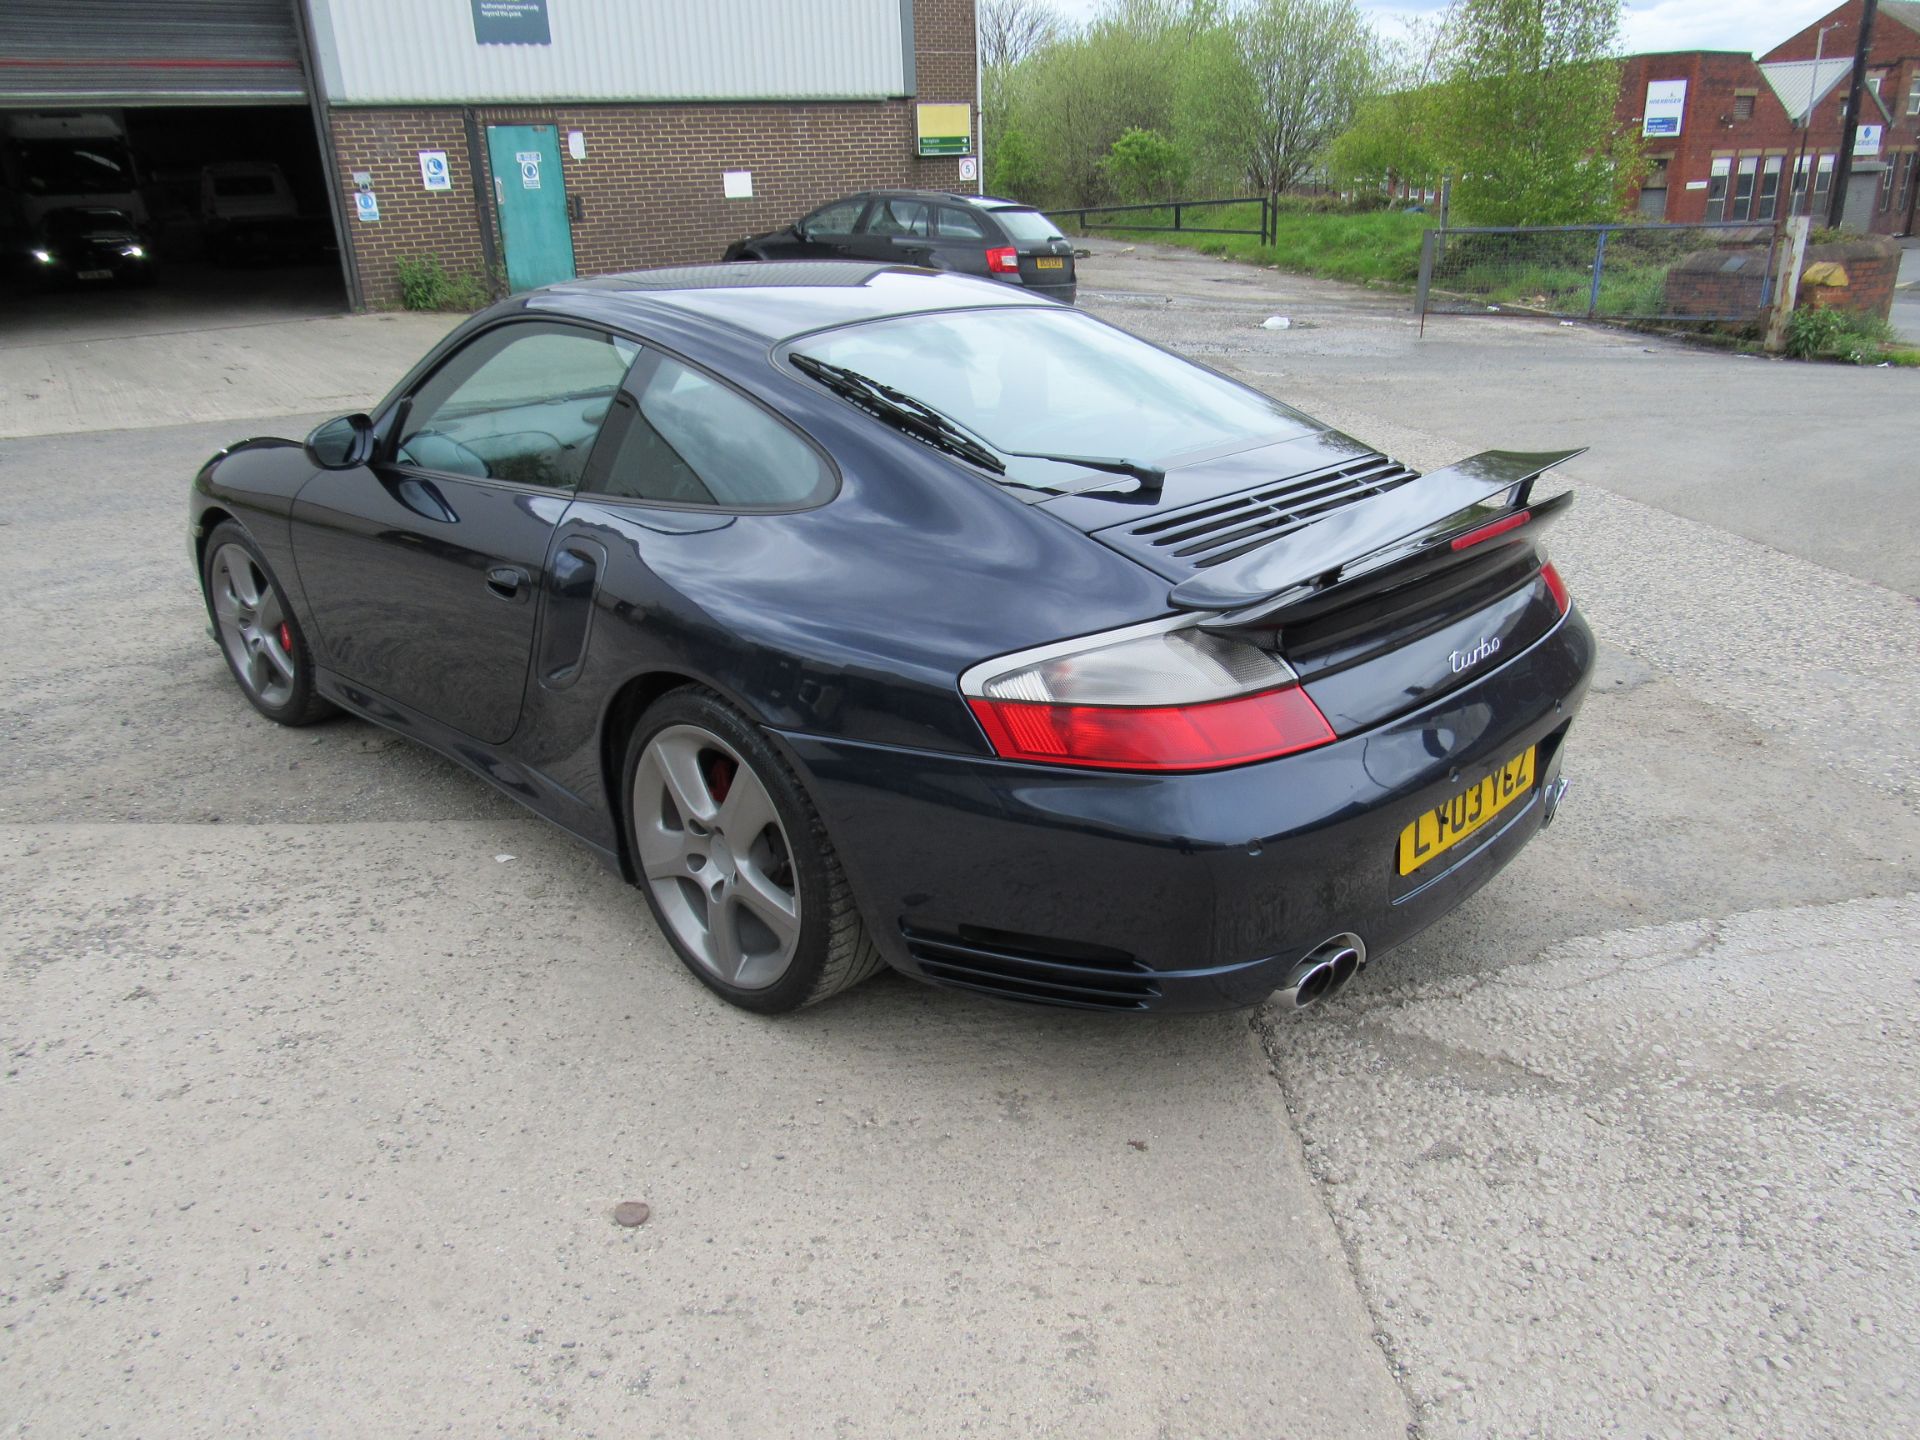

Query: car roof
(839, 189), (1041, 210)
(536, 261), (1060, 343)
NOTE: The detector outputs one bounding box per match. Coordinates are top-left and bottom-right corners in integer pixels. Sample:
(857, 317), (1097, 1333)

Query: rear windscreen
(991, 208), (1065, 243)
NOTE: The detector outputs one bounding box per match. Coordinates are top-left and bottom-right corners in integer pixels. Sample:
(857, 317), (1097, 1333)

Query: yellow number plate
(1397, 746), (1536, 876)
(1034, 257), (1065, 269)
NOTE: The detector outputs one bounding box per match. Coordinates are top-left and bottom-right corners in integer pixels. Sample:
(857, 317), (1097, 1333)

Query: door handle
(486, 565), (530, 601)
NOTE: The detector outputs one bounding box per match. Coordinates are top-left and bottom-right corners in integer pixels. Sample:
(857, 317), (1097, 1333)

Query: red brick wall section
(1796, 236), (1901, 319)
(331, 0), (980, 308)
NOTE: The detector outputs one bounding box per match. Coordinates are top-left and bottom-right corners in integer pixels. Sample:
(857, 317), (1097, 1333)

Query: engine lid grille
(1098, 452), (1419, 578)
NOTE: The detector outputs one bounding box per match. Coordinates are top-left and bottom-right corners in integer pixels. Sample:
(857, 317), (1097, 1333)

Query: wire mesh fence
(1417, 223), (1779, 325)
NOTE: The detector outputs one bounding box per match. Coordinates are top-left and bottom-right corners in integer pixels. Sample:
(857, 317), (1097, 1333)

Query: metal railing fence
(1047, 196), (1276, 246)
(1417, 222), (1779, 328)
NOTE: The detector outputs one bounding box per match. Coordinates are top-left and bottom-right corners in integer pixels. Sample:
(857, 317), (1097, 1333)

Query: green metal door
(486, 124), (575, 292)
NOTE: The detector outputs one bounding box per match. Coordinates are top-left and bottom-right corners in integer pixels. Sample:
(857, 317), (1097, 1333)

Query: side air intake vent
(901, 926), (1160, 1011)
(1113, 453), (1419, 572)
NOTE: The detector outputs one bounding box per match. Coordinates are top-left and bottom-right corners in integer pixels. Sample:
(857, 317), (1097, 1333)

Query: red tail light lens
(1541, 561), (1570, 615)
(1450, 509), (1531, 551)
(969, 688), (1335, 771)
(986, 245), (1020, 274)
(962, 617), (1338, 771)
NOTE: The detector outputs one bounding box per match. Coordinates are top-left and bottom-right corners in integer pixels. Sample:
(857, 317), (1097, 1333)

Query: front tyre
(624, 688), (883, 1012)
(202, 520), (336, 726)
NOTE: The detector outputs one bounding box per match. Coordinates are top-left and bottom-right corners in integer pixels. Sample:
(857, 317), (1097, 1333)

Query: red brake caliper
(705, 755), (735, 806)
(278, 622), (293, 654)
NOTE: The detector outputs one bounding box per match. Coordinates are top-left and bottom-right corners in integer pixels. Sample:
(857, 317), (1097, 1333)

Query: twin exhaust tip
(1278, 934), (1367, 1012)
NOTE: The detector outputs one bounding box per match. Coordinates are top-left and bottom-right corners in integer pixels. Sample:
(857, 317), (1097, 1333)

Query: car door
(290, 320), (638, 744)
(933, 204), (994, 278)
(849, 196), (934, 266)
(761, 196), (870, 259)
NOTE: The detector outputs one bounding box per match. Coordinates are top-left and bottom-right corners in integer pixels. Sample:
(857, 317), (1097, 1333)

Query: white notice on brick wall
(723, 170), (753, 199)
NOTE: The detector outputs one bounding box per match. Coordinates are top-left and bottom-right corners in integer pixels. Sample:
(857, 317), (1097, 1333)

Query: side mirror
(304, 413), (375, 470)
(795, 223), (812, 242)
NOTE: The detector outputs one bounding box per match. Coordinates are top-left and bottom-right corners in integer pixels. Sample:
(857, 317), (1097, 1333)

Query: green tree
(987, 126), (1046, 200)
(1100, 127), (1191, 199)
(1172, 0), (1378, 199)
(1433, 0), (1641, 225)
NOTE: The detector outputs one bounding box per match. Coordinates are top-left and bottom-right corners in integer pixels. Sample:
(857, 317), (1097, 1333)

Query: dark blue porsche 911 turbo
(189, 262), (1593, 1015)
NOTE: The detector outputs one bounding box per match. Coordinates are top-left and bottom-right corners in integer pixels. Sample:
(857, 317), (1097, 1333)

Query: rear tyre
(202, 520), (336, 726)
(623, 687), (884, 1012)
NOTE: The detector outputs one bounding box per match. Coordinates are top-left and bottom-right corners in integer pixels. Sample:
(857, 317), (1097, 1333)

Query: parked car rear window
(592, 355), (829, 509)
(791, 309), (1306, 478)
(938, 207), (988, 240)
(989, 208), (1065, 243)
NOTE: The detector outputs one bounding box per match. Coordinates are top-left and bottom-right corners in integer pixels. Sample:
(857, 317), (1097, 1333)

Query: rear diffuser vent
(902, 926), (1160, 1011)
(1114, 453), (1418, 573)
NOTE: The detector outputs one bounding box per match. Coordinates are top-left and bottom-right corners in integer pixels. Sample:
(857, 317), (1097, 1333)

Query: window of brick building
(1899, 153), (1916, 215)
(1813, 153), (1835, 210)
(1730, 155), (1758, 220)
(1733, 92), (1755, 121)
(1909, 71), (1920, 115)
(1881, 162), (1896, 212)
(1756, 155), (1782, 220)
(1705, 156), (1731, 220)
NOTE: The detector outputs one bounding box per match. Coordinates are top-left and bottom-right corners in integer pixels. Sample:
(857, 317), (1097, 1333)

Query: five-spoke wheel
(200, 521), (335, 726)
(624, 689), (883, 1011)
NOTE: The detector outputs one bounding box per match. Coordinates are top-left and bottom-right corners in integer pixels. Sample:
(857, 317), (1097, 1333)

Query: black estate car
(723, 190), (1076, 303)
(190, 263), (1592, 1015)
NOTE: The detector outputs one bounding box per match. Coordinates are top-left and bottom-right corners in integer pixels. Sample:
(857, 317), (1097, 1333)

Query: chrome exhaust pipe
(1541, 775), (1569, 828)
(1276, 934), (1367, 1010)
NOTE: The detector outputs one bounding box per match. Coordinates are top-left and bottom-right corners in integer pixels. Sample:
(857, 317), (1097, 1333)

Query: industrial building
(0, 0), (979, 311)
(1618, 0), (1919, 235)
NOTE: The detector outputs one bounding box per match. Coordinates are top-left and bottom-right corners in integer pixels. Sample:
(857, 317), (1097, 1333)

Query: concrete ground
(3, 243), (1917, 1439)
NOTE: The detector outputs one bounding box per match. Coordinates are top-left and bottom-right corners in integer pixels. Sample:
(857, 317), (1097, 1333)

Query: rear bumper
(776, 608), (1594, 1012)
(994, 274), (1076, 304)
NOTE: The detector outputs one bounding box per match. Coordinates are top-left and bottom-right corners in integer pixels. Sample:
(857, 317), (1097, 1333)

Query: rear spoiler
(1169, 448), (1584, 630)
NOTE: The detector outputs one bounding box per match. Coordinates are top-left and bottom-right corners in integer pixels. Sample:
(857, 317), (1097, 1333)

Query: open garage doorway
(0, 0), (353, 343)
(1, 103), (347, 343)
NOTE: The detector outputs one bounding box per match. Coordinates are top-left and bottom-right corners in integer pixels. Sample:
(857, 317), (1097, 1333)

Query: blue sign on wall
(471, 0), (550, 45)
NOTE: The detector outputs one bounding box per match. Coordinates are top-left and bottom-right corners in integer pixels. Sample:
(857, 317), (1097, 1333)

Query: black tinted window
(804, 198), (865, 238)
(991, 208), (1065, 243)
(593, 356), (829, 509)
(938, 207), (988, 240)
(396, 323), (637, 489)
(864, 198), (931, 236)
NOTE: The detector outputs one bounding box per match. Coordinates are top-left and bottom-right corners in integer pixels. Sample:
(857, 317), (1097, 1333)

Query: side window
(590, 355), (830, 509)
(863, 198), (931, 237)
(803, 198), (865, 239)
(397, 323), (638, 489)
(938, 207), (988, 241)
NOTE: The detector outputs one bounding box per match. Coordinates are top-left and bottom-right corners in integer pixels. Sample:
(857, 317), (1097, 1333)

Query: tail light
(986, 245), (1020, 275)
(961, 618), (1336, 772)
(1541, 561), (1570, 615)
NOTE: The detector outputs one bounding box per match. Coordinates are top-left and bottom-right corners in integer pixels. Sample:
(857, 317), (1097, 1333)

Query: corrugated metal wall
(312, 0), (907, 106)
(0, 0), (306, 106)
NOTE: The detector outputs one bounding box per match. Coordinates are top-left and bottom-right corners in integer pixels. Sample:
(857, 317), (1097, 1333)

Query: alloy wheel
(632, 723), (802, 990)
(209, 543), (297, 709)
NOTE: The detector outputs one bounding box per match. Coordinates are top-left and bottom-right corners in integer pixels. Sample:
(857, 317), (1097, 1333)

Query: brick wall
(1795, 235), (1901, 319)
(330, 0), (978, 308)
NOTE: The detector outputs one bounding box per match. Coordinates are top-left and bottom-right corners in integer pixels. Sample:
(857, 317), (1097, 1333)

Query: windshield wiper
(999, 450), (1164, 500)
(789, 353), (1166, 501)
(789, 354), (1006, 476)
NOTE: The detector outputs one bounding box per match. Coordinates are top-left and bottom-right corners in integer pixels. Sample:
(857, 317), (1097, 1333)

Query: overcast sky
(1042, 0), (1841, 56)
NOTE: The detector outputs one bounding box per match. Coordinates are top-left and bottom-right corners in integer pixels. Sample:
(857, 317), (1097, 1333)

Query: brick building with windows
(1618, 0), (1919, 235)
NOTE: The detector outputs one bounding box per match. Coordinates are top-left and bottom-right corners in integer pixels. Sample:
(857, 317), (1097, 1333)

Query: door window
(802, 198), (866, 239)
(589, 355), (831, 509)
(863, 198), (931, 237)
(938, 206), (989, 240)
(396, 323), (638, 489)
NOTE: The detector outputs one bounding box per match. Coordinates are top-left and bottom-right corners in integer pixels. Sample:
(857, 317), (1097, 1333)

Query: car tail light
(960, 618), (1336, 771)
(986, 245), (1020, 275)
(1541, 560), (1570, 615)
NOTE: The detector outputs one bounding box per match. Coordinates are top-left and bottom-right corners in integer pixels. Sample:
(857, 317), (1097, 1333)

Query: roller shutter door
(0, 0), (307, 107)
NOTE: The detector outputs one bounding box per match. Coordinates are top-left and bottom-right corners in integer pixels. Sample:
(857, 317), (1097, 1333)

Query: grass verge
(1075, 202), (1433, 287)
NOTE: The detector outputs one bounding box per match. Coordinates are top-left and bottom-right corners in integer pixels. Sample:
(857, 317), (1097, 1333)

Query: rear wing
(1170, 449), (1583, 630)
